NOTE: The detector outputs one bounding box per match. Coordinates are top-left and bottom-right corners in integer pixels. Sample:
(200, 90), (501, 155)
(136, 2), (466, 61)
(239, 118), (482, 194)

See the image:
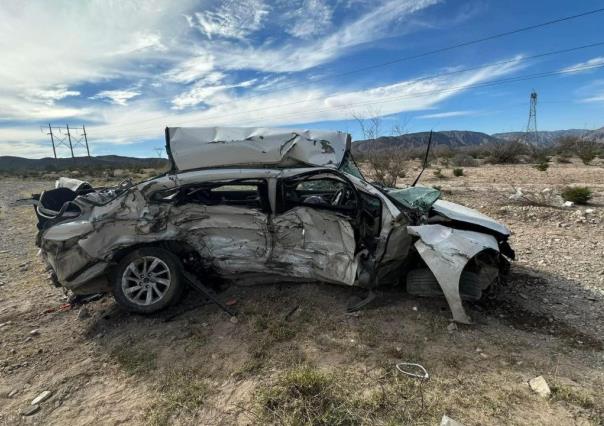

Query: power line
(153, 42), (604, 129)
(94, 7), (604, 133)
(229, 63), (604, 126)
(93, 42), (604, 135)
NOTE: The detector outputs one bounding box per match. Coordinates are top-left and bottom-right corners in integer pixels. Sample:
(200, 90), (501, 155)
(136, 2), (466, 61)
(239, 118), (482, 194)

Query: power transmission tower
(41, 124), (91, 158)
(524, 91), (540, 145)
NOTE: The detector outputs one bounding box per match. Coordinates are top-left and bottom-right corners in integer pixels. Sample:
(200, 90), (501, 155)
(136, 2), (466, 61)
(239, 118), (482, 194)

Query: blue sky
(0, 0), (603, 158)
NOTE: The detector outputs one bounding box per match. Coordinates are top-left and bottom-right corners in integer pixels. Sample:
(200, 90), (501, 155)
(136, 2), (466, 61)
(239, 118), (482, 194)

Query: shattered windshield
(386, 186), (441, 212)
(339, 153), (365, 180)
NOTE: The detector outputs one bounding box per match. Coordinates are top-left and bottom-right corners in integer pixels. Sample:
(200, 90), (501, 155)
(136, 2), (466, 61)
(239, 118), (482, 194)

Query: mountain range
(353, 127), (603, 154)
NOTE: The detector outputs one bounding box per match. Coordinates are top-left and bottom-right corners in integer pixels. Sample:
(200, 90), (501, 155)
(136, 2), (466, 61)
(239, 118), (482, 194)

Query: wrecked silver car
(31, 127), (514, 323)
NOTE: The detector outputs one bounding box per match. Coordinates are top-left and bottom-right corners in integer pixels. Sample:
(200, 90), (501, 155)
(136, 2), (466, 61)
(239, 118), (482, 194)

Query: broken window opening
(152, 180), (271, 212)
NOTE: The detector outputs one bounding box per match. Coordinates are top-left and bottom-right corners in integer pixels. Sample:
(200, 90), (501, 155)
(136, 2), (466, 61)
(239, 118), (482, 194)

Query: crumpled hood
(431, 199), (510, 236)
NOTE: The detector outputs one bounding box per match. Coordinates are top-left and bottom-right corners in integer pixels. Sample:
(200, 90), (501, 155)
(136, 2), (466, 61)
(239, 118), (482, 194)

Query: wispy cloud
(187, 0), (270, 40)
(91, 89), (142, 106)
(285, 0), (334, 39)
(417, 110), (477, 119)
(24, 85), (80, 106)
(561, 57), (604, 74)
(203, 0), (440, 73)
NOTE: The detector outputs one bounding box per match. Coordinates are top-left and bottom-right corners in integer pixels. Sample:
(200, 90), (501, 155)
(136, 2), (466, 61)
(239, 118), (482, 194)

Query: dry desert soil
(0, 160), (603, 425)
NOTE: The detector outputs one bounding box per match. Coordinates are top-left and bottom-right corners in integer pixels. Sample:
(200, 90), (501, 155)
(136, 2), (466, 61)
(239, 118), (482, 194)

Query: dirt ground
(0, 160), (603, 425)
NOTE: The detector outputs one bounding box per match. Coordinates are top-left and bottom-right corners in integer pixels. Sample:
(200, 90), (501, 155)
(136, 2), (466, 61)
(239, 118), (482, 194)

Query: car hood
(431, 199), (510, 236)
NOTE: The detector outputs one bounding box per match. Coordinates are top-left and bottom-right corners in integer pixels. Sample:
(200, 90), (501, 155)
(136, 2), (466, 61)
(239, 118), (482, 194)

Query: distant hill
(353, 130), (503, 154)
(0, 155), (168, 172)
(353, 127), (604, 154)
(492, 129), (592, 145)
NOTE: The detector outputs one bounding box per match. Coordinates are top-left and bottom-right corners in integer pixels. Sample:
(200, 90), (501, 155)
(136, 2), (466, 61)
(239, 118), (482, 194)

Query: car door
(154, 179), (272, 276)
(270, 171), (360, 285)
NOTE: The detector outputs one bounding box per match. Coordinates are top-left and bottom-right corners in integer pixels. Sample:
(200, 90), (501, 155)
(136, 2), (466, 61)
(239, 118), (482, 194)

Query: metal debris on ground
(440, 414), (465, 426)
(395, 362), (429, 380)
(528, 375), (551, 398)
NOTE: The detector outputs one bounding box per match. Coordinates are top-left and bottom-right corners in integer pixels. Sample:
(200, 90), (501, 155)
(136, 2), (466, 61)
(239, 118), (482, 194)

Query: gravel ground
(0, 162), (603, 425)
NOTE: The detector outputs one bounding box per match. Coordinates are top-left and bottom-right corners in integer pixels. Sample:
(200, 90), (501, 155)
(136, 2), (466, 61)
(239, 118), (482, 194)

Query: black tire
(112, 247), (184, 314)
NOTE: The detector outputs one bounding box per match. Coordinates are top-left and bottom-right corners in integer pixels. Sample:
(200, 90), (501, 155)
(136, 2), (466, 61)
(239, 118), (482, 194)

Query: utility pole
(48, 123), (57, 159)
(524, 91), (540, 146)
(42, 124), (91, 158)
(66, 124), (75, 158)
(82, 125), (91, 157)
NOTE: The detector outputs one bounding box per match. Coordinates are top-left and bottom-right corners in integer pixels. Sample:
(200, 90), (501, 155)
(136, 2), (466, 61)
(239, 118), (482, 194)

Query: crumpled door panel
(271, 207), (358, 285)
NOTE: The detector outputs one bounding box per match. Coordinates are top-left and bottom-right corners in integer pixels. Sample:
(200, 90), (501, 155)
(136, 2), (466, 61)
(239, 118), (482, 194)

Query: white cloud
(285, 0), (333, 39)
(417, 110), (476, 119)
(91, 89), (142, 106)
(24, 85), (80, 105)
(561, 57), (604, 74)
(189, 0), (270, 40)
(204, 0), (440, 73)
(171, 78), (257, 109)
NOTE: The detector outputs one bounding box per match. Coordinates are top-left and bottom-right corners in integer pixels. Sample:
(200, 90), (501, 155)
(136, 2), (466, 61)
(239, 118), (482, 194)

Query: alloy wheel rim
(121, 256), (171, 306)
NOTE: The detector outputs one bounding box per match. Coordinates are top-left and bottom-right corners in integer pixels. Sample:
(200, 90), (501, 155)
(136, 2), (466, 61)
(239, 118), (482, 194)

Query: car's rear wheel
(112, 247), (184, 314)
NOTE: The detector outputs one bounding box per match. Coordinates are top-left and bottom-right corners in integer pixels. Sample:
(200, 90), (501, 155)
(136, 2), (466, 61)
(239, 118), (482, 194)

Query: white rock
(585, 208), (594, 214)
(29, 329), (40, 336)
(31, 390), (52, 405)
(440, 414), (465, 426)
(528, 376), (551, 398)
(563, 201), (574, 207)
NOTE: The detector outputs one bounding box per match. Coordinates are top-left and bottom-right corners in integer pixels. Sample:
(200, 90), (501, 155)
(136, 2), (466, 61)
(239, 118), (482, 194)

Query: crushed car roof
(166, 127), (351, 171)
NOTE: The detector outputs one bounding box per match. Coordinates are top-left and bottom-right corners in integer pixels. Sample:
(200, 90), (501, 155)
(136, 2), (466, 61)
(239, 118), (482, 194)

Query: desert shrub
(578, 150), (596, 165)
(367, 150), (406, 187)
(555, 136), (600, 164)
(432, 168), (446, 179)
(453, 168), (464, 177)
(487, 140), (529, 164)
(561, 186), (592, 205)
(534, 162), (549, 172)
(451, 153), (478, 167)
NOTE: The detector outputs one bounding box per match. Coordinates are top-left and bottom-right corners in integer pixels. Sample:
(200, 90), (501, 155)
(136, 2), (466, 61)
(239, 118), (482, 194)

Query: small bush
(534, 162), (549, 172)
(561, 186), (592, 205)
(433, 168), (446, 179)
(453, 168), (464, 177)
(487, 140), (529, 164)
(451, 153), (478, 167)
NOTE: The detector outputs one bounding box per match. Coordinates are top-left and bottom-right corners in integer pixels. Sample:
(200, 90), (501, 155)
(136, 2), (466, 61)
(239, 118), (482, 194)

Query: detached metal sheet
(166, 127), (350, 171)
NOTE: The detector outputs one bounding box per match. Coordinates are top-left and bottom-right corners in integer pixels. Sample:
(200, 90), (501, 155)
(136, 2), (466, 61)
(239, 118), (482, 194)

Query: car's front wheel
(112, 247), (184, 314)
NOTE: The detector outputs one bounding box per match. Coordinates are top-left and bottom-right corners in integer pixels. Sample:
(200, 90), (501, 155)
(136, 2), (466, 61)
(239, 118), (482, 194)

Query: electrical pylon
(524, 91), (540, 145)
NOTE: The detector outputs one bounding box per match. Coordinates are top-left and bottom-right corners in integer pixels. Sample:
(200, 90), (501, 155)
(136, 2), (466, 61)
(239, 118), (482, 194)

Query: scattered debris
(29, 329), (40, 336)
(447, 322), (458, 333)
(8, 389), (19, 398)
(31, 390), (52, 405)
(528, 376), (551, 398)
(440, 414), (465, 426)
(77, 307), (91, 320)
(229, 316), (238, 324)
(21, 404), (40, 416)
(395, 362), (429, 380)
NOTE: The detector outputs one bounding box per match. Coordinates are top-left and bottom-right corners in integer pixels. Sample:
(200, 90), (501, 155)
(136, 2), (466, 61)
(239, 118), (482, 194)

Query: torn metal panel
(432, 200), (510, 236)
(271, 207), (358, 285)
(167, 127), (350, 171)
(408, 224), (499, 324)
